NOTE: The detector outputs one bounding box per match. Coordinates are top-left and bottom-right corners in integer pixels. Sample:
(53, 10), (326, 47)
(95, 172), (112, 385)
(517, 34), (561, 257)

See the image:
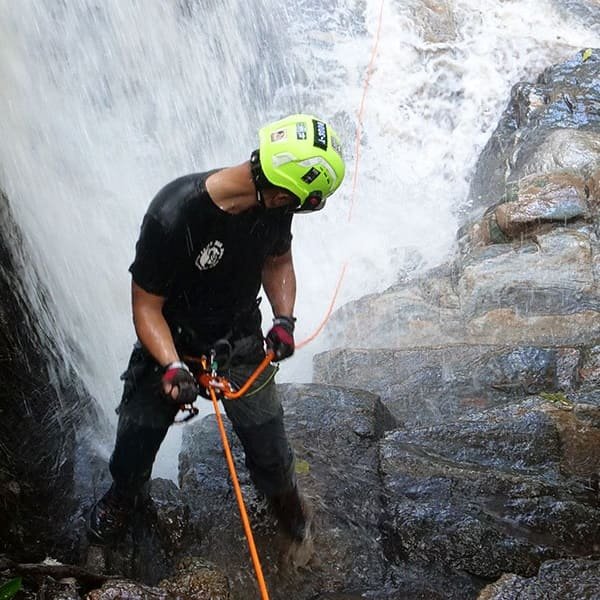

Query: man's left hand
(266, 316), (296, 361)
(162, 361), (198, 405)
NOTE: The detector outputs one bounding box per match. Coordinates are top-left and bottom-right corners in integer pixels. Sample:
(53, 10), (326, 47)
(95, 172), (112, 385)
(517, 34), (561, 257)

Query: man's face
(262, 187), (299, 210)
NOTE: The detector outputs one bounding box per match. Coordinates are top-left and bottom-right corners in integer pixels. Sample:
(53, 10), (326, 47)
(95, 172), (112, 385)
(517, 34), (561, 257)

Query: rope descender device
(196, 350), (275, 401)
(174, 350), (274, 423)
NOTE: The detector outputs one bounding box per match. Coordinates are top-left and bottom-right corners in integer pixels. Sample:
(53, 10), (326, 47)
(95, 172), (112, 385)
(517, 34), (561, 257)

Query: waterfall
(1, 0), (598, 475)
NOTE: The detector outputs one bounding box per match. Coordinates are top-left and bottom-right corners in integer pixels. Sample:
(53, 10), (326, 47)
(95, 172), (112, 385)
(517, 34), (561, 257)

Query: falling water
(1, 0), (598, 476)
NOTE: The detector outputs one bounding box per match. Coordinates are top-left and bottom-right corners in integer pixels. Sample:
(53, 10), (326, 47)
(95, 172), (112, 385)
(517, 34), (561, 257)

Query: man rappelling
(88, 114), (346, 548)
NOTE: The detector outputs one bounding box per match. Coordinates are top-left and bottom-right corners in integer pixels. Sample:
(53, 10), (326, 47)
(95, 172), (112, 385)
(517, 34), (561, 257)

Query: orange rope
(209, 385), (270, 600)
(347, 0), (385, 223)
(296, 261), (348, 349)
(223, 351), (274, 399)
(348, 0), (385, 222)
(297, 0), (385, 347)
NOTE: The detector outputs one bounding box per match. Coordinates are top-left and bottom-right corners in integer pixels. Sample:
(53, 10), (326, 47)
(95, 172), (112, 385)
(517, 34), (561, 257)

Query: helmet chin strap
(256, 188), (265, 208)
(250, 149), (267, 209)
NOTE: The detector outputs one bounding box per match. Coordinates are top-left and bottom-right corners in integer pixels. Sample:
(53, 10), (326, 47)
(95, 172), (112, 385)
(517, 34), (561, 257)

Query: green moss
(0, 578), (21, 600)
(539, 391), (573, 406)
(295, 459), (311, 475)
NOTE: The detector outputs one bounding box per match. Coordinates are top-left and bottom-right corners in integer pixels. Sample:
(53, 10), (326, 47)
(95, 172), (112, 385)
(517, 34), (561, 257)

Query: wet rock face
(175, 384), (487, 600)
(457, 228), (600, 344)
(322, 264), (465, 350)
(467, 50), (600, 220)
(493, 171), (591, 236)
(0, 191), (104, 561)
(315, 344), (589, 425)
(315, 68), (600, 580)
(319, 50), (600, 408)
(478, 558), (600, 600)
(380, 398), (600, 580)
(549, 0), (600, 24)
(463, 52), (600, 342)
(177, 384), (396, 600)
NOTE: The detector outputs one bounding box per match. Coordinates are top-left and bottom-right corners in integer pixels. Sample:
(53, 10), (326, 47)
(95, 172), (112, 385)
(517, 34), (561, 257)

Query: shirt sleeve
(268, 211), (293, 256)
(128, 213), (177, 296)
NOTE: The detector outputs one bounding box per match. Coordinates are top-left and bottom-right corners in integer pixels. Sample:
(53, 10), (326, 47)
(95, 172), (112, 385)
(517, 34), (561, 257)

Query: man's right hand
(161, 361), (198, 405)
(266, 316), (296, 361)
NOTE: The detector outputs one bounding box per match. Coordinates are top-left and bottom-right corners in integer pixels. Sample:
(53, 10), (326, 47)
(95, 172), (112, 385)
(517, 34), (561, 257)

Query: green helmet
(255, 114), (345, 212)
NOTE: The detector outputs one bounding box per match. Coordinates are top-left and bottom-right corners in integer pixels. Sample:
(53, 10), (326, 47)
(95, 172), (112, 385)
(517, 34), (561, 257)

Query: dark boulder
(466, 50), (600, 221)
(314, 344), (584, 425)
(0, 190), (106, 562)
(380, 398), (600, 580)
(478, 558), (600, 599)
(177, 383), (396, 600)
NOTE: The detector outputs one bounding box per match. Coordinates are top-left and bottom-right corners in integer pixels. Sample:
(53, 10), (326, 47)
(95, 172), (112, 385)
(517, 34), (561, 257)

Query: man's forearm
(132, 281), (179, 367)
(262, 250), (296, 317)
(134, 307), (179, 367)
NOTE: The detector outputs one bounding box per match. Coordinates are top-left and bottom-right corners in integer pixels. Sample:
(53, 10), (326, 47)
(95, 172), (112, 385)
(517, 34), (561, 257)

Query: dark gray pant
(110, 348), (296, 499)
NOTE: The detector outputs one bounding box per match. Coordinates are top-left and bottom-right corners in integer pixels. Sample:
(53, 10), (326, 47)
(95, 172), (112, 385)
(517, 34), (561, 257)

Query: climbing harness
(175, 334), (276, 422)
(176, 349), (275, 600)
(196, 349), (275, 400)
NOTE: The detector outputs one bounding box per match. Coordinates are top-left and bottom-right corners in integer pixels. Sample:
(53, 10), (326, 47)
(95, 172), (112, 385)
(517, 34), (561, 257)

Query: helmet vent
(301, 167), (320, 184)
(271, 152), (296, 167)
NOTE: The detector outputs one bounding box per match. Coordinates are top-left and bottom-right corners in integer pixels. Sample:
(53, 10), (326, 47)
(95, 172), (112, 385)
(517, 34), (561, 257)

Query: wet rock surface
(315, 344), (574, 425)
(316, 50), (600, 441)
(0, 192), (106, 562)
(321, 50), (600, 355)
(550, 0), (600, 25)
(380, 398), (600, 581)
(478, 558), (600, 599)
(177, 384), (395, 600)
(311, 48), (600, 598)
(77, 385), (599, 599)
(467, 49), (600, 220)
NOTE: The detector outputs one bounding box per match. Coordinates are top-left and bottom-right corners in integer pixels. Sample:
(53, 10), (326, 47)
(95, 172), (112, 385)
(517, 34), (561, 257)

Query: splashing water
(1, 0), (598, 475)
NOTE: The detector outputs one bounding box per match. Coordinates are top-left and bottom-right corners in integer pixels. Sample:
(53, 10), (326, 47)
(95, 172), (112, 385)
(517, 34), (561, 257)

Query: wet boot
(87, 485), (135, 544)
(268, 485), (311, 543)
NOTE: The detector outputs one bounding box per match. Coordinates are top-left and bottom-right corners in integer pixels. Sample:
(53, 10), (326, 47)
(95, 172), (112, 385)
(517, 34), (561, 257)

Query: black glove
(265, 316), (296, 361)
(161, 361), (198, 405)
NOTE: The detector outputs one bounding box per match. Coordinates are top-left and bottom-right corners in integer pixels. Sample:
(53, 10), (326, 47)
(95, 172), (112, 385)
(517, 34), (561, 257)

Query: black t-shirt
(129, 171), (293, 350)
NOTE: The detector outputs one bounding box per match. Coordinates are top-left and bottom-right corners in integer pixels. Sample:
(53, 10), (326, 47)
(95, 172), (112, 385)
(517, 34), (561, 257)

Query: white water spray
(1, 0), (598, 475)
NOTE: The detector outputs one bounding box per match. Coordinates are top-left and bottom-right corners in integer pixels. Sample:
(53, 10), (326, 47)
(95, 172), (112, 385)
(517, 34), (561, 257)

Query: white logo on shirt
(195, 240), (224, 270)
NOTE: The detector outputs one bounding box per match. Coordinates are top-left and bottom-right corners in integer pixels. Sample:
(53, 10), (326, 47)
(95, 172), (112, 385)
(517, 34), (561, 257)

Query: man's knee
(109, 416), (169, 497)
(233, 412), (296, 497)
